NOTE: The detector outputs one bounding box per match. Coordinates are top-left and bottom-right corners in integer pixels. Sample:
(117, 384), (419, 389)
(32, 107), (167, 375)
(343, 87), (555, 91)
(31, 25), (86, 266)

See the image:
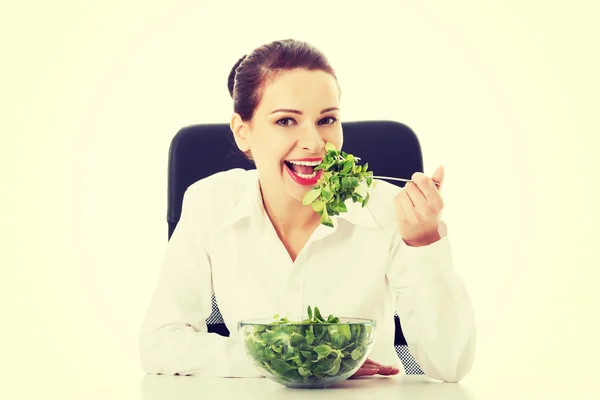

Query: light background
(2, 0), (599, 397)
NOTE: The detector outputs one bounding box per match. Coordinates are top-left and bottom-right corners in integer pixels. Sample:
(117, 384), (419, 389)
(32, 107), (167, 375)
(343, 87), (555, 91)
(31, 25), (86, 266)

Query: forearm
(387, 225), (476, 382)
(396, 273), (476, 382)
(139, 323), (262, 377)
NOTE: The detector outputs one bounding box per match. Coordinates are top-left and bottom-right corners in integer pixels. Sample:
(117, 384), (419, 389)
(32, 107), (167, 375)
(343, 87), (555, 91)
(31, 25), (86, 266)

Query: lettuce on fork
(302, 143), (377, 227)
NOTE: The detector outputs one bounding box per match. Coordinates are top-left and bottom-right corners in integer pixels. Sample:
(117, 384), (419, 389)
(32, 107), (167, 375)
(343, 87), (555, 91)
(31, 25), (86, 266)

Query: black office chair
(167, 120), (425, 374)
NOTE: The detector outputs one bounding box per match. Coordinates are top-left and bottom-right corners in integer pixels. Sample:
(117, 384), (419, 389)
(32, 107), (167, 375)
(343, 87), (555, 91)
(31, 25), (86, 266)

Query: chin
(287, 184), (313, 203)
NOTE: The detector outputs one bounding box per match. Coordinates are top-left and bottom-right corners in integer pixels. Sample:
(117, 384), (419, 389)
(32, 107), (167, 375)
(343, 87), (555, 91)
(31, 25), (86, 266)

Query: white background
(2, 0), (599, 396)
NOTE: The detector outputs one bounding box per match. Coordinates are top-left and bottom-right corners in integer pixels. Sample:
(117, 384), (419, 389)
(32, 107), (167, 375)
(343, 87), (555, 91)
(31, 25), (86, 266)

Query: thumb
(432, 165), (444, 188)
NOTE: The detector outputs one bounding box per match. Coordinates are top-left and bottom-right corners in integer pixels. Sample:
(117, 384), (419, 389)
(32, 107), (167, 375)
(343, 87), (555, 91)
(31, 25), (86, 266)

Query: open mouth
(283, 159), (323, 185)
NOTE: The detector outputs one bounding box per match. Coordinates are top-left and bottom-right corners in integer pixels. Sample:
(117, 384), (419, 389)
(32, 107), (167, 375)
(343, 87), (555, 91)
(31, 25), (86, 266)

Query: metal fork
(371, 176), (442, 187)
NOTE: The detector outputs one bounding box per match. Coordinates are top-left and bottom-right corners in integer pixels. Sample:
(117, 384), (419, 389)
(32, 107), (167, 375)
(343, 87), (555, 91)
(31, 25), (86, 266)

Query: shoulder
(185, 168), (253, 200)
(180, 168), (256, 224)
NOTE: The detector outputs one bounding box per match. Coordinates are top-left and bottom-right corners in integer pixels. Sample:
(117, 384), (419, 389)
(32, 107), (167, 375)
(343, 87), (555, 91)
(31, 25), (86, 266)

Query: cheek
(248, 134), (289, 167)
(247, 127), (274, 155)
(328, 127), (343, 149)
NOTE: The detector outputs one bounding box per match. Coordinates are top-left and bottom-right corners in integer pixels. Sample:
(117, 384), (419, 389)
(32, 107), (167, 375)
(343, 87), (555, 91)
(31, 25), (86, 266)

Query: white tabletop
(141, 375), (467, 399)
(51, 374), (595, 400)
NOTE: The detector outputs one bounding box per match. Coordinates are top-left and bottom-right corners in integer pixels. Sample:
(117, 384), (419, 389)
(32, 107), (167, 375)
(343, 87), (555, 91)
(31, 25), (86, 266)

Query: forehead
(256, 69), (339, 113)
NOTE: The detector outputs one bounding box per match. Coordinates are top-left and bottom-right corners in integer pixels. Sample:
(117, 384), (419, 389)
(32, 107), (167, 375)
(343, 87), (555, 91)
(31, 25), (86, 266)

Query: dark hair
(227, 39), (339, 121)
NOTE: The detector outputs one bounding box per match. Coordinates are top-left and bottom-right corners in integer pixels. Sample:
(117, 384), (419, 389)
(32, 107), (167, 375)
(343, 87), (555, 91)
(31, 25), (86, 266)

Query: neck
(259, 184), (320, 235)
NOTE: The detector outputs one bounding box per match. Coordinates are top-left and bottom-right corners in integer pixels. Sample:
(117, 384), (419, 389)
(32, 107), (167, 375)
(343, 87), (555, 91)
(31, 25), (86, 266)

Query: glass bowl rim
(238, 317), (376, 327)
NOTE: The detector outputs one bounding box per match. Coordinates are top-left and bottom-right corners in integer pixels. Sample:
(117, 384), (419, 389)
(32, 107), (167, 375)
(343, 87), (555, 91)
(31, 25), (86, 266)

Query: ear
(230, 113), (250, 152)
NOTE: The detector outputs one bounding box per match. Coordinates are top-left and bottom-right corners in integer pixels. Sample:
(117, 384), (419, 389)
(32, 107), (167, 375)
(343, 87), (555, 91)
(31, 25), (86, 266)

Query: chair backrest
(167, 120), (423, 237)
(166, 120), (425, 374)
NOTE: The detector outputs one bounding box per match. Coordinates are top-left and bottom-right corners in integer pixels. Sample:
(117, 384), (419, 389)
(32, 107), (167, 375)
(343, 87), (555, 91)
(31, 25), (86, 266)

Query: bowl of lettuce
(238, 306), (376, 388)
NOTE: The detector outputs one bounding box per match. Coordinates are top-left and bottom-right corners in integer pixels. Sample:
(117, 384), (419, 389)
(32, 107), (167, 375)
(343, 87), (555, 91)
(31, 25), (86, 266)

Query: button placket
(291, 222), (341, 318)
(288, 249), (309, 319)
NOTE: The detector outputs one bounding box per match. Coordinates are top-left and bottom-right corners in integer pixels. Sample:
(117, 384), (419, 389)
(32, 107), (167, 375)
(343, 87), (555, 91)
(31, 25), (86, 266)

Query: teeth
(295, 171), (317, 179)
(287, 160), (321, 166)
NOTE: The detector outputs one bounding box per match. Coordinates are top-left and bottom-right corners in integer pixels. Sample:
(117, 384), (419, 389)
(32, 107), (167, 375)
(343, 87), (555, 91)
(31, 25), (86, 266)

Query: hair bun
(227, 55), (247, 98)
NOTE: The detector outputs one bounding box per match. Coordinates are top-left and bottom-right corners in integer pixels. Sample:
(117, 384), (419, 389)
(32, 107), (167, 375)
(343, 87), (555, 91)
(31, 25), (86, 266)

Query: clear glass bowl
(238, 317), (376, 389)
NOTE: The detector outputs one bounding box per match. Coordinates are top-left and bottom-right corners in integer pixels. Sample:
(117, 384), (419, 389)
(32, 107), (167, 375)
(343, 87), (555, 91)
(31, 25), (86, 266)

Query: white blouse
(139, 168), (476, 382)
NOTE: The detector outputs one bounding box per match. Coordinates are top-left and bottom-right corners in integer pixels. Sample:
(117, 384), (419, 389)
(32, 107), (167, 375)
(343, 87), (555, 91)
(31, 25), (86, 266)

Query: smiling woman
(139, 39), (476, 385)
(227, 44), (344, 237)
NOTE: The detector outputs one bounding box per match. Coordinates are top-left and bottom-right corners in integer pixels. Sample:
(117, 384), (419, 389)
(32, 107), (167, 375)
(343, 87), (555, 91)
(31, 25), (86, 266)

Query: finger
(411, 172), (441, 201)
(405, 181), (430, 219)
(407, 177), (443, 216)
(358, 367), (379, 375)
(375, 366), (400, 375)
(363, 359), (387, 368)
(350, 367), (379, 378)
(363, 360), (398, 375)
(432, 165), (444, 187)
(395, 190), (419, 225)
(416, 172), (444, 212)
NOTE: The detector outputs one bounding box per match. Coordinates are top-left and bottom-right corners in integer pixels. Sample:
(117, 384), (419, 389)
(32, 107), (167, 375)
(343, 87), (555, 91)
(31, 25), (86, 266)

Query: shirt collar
(220, 170), (381, 230)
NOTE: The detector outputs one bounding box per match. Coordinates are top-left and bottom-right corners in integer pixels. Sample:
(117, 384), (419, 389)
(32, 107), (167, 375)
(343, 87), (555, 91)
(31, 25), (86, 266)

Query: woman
(139, 39), (476, 382)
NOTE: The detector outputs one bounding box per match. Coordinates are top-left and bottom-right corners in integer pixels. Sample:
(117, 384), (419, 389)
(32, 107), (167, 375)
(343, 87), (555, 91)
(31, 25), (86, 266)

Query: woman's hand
(395, 166), (445, 247)
(349, 358), (400, 379)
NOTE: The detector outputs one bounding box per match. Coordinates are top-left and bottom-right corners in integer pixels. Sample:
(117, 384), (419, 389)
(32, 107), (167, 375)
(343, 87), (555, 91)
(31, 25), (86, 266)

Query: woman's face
(232, 68), (343, 203)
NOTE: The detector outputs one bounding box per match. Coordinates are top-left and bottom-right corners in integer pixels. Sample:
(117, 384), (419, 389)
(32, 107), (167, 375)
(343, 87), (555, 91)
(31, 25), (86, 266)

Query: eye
(319, 116), (338, 125)
(276, 118), (296, 126)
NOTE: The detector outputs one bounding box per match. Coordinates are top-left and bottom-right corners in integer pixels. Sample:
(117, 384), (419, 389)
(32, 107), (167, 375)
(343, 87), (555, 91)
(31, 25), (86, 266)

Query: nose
(300, 125), (325, 154)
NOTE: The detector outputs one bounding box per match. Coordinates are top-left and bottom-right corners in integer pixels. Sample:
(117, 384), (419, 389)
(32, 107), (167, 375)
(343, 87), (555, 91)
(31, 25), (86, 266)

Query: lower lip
(284, 163), (323, 186)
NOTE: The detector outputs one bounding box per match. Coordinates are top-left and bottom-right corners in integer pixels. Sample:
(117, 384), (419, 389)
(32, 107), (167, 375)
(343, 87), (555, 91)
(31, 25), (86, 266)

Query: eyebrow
(269, 107), (340, 115)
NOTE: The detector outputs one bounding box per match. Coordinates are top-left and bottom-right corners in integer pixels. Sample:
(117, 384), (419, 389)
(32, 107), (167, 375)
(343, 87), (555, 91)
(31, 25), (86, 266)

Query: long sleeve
(385, 221), (476, 382)
(138, 187), (261, 378)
